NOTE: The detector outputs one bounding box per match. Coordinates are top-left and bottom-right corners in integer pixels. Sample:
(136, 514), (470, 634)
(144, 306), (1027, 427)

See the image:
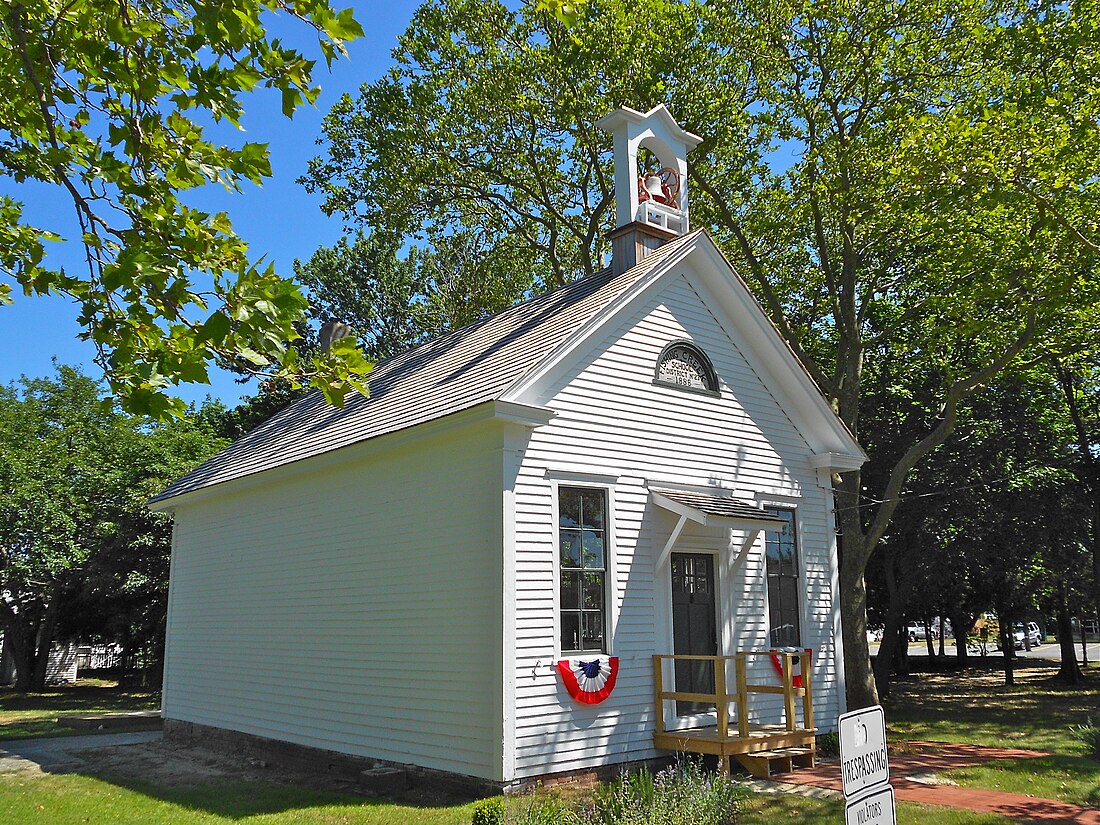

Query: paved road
(0, 731), (161, 774)
(866, 640), (1100, 662)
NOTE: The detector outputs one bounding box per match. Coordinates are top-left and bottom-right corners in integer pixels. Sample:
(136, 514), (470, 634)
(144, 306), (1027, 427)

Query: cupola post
(595, 105), (702, 275)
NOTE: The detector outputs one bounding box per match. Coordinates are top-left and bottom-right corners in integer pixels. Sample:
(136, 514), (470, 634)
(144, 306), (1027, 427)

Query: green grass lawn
(739, 794), (1011, 824)
(0, 773), (476, 824)
(0, 679), (159, 740)
(884, 662), (1100, 809)
(0, 666), (1094, 824)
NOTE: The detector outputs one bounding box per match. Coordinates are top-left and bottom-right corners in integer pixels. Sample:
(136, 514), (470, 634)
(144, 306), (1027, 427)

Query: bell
(642, 173), (666, 203)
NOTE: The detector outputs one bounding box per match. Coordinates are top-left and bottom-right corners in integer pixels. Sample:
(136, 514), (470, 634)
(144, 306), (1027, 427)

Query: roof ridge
(368, 265), (615, 377)
(372, 228), (702, 379)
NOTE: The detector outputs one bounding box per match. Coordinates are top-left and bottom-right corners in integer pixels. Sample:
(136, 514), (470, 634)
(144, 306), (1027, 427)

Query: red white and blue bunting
(557, 656), (619, 705)
(770, 647), (811, 688)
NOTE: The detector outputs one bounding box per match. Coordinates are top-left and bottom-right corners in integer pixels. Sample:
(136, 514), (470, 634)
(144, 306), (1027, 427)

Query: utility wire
(830, 473), (1063, 512)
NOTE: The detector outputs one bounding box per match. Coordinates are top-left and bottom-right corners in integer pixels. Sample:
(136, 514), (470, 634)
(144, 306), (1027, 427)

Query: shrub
(817, 731), (840, 757)
(510, 793), (583, 825)
(1070, 718), (1100, 760)
(472, 796), (505, 825)
(591, 759), (746, 825)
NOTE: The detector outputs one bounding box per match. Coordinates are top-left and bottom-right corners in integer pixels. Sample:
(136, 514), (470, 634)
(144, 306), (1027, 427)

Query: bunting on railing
(770, 647), (811, 688)
(557, 656), (619, 704)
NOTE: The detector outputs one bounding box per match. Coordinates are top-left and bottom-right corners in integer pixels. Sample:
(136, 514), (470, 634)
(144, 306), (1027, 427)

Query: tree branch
(690, 165), (837, 396)
(859, 307), (1038, 560)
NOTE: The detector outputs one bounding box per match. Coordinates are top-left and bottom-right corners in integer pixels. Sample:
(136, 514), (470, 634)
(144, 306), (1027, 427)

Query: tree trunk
(837, 469), (879, 710)
(938, 620), (946, 658)
(951, 611), (972, 663)
(8, 627), (34, 693)
(30, 592), (61, 693)
(1001, 619), (1015, 687)
(840, 549), (879, 709)
(872, 547), (904, 698)
(925, 621), (936, 659)
(1056, 605), (1080, 683)
(872, 616), (901, 699)
(0, 603), (36, 693)
(1080, 617), (1089, 669)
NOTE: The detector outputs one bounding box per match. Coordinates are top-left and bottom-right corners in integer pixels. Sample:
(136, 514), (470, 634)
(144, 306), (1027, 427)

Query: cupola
(595, 104), (702, 275)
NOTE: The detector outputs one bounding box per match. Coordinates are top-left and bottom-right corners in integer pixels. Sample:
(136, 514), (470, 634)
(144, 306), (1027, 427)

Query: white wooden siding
(509, 270), (841, 778)
(163, 421), (506, 781)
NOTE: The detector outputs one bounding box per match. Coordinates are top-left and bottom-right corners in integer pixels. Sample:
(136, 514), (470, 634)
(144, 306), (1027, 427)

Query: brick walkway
(773, 741), (1100, 824)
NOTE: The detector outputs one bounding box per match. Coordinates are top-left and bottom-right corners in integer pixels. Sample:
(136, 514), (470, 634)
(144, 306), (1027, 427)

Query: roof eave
(147, 399), (555, 513)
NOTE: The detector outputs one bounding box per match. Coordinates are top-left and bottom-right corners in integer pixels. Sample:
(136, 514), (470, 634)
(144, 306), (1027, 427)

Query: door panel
(671, 553), (717, 716)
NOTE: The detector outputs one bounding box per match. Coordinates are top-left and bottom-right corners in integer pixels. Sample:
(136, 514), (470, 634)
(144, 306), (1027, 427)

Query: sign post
(838, 706), (896, 825)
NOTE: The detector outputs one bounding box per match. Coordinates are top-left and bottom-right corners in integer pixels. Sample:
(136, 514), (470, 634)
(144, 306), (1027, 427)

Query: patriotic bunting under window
(770, 647), (811, 688)
(557, 656), (619, 704)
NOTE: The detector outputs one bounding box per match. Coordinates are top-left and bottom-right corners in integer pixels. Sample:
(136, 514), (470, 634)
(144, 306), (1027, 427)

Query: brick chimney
(595, 105), (702, 275)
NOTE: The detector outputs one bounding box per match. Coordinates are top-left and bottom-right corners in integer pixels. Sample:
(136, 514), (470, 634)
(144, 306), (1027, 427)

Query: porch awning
(650, 488), (788, 530)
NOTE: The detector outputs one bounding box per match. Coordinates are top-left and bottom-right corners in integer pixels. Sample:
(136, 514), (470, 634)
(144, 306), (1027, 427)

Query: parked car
(1014, 622), (1042, 648)
(906, 622), (936, 641)
(996, 622), (1042, 650)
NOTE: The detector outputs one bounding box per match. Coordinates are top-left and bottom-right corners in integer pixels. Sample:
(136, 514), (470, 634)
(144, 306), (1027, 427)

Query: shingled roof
(649, 488), (788, 527)
(151, 230), (704, 506)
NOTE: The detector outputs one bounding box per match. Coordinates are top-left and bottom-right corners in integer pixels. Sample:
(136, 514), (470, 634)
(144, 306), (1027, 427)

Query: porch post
(652, 656), (666, 735)
(735, 654), (749, 738)
(715, 656), (729, 740)
(782, 653), (797, 732)
(800, 650), (815, 732)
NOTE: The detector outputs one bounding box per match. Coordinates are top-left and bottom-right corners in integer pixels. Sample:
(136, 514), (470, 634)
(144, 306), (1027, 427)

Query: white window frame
(550, 476), (619, 659)
(756, 501), (806, 651)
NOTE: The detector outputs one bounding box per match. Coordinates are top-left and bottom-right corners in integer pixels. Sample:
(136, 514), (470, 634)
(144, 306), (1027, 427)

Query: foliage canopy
(1, 0), (371, 418)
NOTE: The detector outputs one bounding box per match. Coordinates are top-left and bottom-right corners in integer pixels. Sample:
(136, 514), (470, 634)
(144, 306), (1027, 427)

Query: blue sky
(0, 3), (423, 408)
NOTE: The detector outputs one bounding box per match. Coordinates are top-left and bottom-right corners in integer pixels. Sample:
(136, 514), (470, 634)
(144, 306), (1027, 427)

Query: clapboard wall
(508, 266), (841, 779)
(163, 418), (507, 781)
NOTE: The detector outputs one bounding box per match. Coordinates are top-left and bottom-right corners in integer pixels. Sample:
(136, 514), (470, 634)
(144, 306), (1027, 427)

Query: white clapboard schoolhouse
(151, 105), (866, 789)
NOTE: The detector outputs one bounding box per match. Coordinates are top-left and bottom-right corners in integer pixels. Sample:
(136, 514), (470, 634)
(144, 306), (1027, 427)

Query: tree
(1053, 354), (1100, 650)
(307, 0), (1100, 707)
(295, 230), (534, 360)
(867, 369), (1093, 690)
(0, 366), (225, 690)
(1, 0), (372, 418)
(304, 0), (702, 288)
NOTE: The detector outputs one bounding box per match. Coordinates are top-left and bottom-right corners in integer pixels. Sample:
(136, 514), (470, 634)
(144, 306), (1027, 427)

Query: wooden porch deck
(652, 651), (816, 777)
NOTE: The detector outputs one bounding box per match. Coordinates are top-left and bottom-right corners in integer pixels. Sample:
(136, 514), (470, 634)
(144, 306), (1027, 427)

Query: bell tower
(595, 104), (702, 275)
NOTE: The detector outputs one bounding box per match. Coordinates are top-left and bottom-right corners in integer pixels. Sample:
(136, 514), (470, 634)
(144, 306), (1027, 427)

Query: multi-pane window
(559, 487), (608, 653)
(764, 507), (801, 648)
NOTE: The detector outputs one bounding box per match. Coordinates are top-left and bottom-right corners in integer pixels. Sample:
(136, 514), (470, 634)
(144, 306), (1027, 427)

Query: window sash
(559, 486), (608, 654)
(764, 507), (801, 648)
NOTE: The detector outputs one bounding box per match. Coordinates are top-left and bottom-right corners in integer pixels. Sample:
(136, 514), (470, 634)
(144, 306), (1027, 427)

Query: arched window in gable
(653, 340), (719, 396)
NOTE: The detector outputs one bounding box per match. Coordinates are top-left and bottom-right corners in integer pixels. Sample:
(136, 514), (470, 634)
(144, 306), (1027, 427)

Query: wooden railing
(652, 651), (814, 741)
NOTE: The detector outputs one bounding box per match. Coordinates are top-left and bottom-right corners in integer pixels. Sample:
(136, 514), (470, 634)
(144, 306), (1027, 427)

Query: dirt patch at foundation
(70, 738), (472, 808)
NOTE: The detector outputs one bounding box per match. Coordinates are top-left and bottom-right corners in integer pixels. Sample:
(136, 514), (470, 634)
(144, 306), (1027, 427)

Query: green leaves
(295, 230), (533, 361)
(0, 0), (369, 419)
(197, 311), (232, 343)
(305, 0), (700, 289)
(533, 0), (588, 26)
(0, 364), (231, 687)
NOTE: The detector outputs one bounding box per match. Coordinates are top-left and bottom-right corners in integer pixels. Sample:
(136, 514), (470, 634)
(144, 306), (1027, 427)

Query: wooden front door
(671, 552), (717, 715)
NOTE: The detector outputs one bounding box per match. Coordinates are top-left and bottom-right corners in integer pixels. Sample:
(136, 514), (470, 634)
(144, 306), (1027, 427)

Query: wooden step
(732, 746), (816, 779)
